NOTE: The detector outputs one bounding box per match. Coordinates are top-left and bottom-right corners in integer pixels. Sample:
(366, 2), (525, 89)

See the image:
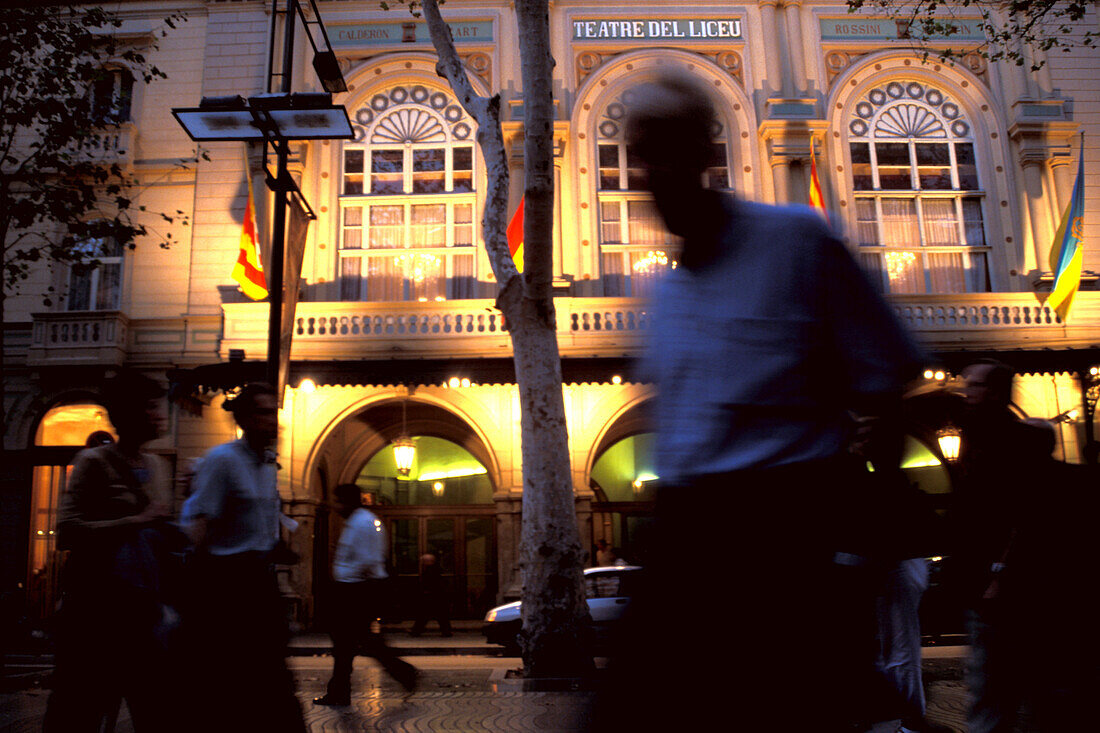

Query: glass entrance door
(381, 513), (496, 620)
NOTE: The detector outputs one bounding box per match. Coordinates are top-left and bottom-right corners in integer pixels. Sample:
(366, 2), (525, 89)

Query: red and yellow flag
(506, 196), (524, 273)
(232, 158), (268, 300)
(809, 137), (829, 223)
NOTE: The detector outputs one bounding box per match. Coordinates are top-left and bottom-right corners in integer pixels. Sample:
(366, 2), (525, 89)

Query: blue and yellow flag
(1047, 136), (1085, 322)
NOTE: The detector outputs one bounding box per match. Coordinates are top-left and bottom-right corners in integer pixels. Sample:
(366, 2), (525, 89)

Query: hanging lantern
(392, 397), (415, 476)
(936, 426), (961, 464)
(393, 436), (415, 476)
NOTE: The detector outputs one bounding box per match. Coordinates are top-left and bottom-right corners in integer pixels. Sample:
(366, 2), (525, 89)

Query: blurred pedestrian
(181, 382), (305, 732)
(594, 539), (613, 567)
(411, 551), (453, 637)
(44, 370), (177, 732)
(591, 70), (923, 733)
(314, 483), (417, 705)
(954, 364), (1093, 733)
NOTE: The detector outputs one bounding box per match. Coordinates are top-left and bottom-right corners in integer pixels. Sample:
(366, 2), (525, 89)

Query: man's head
(625, 70), (718, 237)
(961, 359), (1015, 413)
(332, 483), (363, 518)
(224, 382), (279, 445)
(101, 369), (166, 446)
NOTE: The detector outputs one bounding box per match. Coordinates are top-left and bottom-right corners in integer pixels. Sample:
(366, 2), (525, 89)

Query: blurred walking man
(314, 483), (417, 706)
(593, 71), (924, 733)
(182, 382), (305, 732)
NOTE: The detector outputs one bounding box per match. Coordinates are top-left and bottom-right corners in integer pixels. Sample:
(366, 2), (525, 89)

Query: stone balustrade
(27, 311), (128, 367)
(219, 292), (1100, 363)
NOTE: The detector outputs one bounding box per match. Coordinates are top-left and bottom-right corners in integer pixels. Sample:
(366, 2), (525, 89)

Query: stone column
(783, 2), (808, 97)
(1021, 157), (1053, 271)
(770, 156), (793, 204)
(759, 1), (785, 97)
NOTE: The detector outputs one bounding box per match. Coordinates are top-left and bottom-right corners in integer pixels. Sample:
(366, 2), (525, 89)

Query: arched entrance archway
(27, 402), (117, 620)
(309, 398), (498, 620)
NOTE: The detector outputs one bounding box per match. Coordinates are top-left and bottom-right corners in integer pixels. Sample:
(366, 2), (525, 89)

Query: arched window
(339, 85), (478, 302)
(594, 90), (731, 297)
(847, 81), (990, 294)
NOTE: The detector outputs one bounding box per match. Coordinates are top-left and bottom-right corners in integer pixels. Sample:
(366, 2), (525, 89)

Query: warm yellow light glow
(417, 466), (488, 481)
(393, 436), (416, 476)
(632, 250), (670, 273)
(937, 428), (961, 463)
(923, 370), (934, 380)
(432, 481), (445, 496)
(460, 378), (470, 387)
(933, 371), (946, 381)
(298, 378), (316, 393)
(448, 377), (460, 388)
(611, 375), (622, 385)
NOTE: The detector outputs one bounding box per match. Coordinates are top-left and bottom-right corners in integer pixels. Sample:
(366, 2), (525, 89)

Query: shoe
(393, 664), (419, 693)
(313, 694), (350, 706)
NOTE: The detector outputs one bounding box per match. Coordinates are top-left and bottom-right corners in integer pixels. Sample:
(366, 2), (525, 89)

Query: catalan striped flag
(1047, 135), (1085, 322)
(506, 196), (525, 273)
(231, 156), (268, 300)
(809, 136), (829, 223)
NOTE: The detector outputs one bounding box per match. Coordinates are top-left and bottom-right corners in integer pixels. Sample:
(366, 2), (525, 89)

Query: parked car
(483, 565), (643, 655)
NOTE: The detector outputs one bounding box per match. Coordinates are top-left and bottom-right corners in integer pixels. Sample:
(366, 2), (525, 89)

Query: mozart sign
(572, 18), (743, 41)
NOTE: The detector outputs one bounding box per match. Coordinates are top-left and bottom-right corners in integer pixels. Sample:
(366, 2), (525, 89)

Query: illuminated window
(340, 85), (477, 302)
(594, 91), (730, 296)
(848, 81), (990, 294)
(67, 235), (123, 311)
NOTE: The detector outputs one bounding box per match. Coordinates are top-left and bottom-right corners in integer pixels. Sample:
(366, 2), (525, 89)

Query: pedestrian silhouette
(180, 382), (306, 732)
(590, 70), (924, 733)
(44, 370), (177, 732)
(315, 483), (417, 705)
(411, 551), (453, 637)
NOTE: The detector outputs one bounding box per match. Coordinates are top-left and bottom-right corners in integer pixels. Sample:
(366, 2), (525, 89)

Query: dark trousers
(411, 591), (452, 636)
(182, 552), (305, 733)
(326, 580), (416, 698)
(591, 457), (892, 732)
(43, 586), (171, 732)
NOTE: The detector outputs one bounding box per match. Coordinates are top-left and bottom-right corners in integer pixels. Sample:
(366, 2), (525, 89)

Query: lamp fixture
(392, 398), (415, 476)
(432, 481), (445, 497)
(936, 426), (961, 464)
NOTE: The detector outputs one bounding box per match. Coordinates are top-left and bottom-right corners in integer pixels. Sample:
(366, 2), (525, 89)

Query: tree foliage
(0, 5), (189, 302)
(847, 0), (1098, 69)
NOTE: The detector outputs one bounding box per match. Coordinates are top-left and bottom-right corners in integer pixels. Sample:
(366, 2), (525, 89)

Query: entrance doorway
(590, 432), (657, 567)
(352, 435), (497, 620)
(379, 513), (496, 620)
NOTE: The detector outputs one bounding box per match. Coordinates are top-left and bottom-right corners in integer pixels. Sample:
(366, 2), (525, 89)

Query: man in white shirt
(314, 483), (417, 706)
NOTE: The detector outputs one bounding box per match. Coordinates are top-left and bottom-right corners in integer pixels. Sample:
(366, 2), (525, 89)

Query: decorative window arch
(594, 89), (731, 297)
(847, 80), (990, 294)
(339, 84), (478, 302)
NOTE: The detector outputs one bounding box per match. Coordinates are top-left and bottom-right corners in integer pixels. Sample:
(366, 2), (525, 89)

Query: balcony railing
(28, 311), (128, 367)
(220, 292), (1100, 363)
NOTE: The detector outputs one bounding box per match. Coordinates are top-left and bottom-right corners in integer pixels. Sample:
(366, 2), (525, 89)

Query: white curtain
(627, 200), (667, 245)
(880, 198), (920, 247)
(410, 204), (445, 248)
(927, 252), (966, 293)
(369, 205), (404, 249)
(921, 199), (960, 246)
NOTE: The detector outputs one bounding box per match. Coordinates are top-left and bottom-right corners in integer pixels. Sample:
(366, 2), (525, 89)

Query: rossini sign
(572, 18), (744, 41)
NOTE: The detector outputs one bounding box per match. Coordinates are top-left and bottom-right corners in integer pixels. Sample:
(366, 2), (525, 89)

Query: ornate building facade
(4, 0), (1099, 627)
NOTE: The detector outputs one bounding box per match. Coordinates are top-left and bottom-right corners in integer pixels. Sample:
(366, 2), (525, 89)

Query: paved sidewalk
(2, 642), (970, 733)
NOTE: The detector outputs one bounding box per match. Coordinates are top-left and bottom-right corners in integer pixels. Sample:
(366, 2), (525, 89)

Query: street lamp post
(172, 0), (352, 392)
